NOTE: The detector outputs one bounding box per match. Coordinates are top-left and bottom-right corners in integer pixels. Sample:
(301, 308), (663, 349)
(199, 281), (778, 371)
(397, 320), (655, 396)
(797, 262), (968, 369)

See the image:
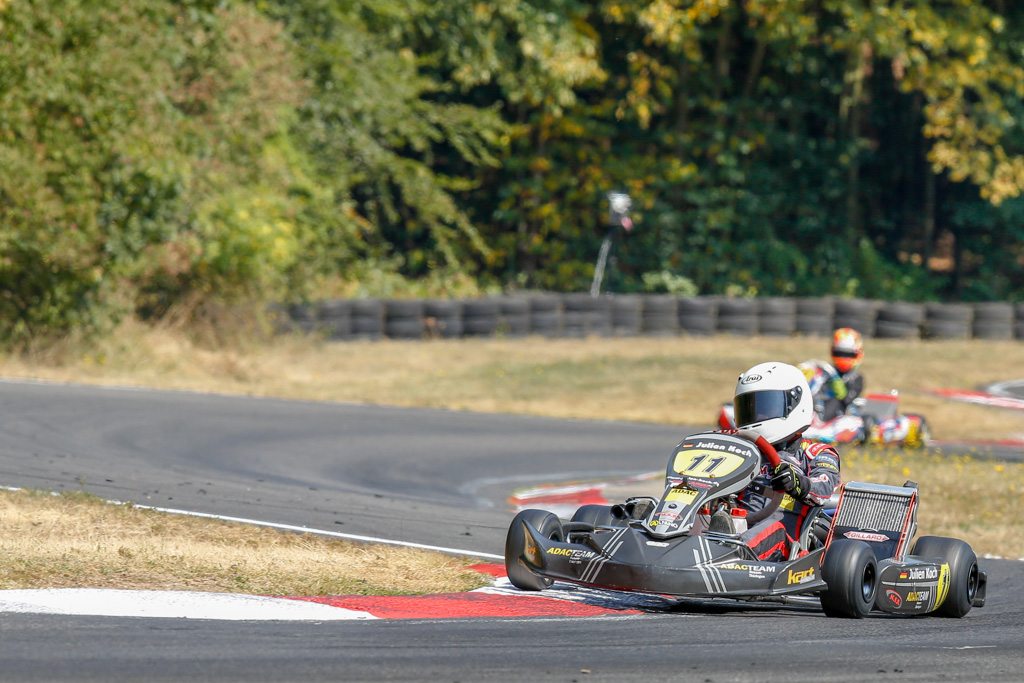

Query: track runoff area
(0, 383), (1020, 621)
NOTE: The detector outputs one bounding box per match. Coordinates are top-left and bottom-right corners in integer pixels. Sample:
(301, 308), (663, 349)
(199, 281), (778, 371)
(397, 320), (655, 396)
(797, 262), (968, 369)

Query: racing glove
(771, 462), (810, 499)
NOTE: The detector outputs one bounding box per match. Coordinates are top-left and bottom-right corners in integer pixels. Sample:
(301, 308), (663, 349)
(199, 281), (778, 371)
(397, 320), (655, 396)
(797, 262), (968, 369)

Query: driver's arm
(801, 442), (841, 506)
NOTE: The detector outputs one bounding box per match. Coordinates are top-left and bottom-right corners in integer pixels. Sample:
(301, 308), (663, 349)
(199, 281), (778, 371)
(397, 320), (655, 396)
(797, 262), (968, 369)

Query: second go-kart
(718, 390), (930, 448)
(505, 431), (985, 618)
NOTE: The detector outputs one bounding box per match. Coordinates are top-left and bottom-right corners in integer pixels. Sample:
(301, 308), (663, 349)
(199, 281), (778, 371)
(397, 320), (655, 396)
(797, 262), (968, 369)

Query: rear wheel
(505, 509), (564, 591)
(904, 415), (931, 449)
(820, 539), (878, 618)
(859, 415), (878, 445)
(911, 536), (979, 617)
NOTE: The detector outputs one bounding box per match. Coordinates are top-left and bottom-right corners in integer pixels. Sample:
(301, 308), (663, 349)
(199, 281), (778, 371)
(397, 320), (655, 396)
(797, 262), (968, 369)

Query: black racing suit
(825, 367), (864, 420)
(736, 439), (841, 561)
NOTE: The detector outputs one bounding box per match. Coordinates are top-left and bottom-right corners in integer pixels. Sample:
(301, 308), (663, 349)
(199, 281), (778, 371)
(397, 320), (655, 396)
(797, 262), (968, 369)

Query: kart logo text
(787, 567), (815, 585)
(887, 590), (902, 607)
(546, 548), (596, 561)
(844, 531), (888, 543)
(899, 567), (939, 581)
(717, 563), (776, 574)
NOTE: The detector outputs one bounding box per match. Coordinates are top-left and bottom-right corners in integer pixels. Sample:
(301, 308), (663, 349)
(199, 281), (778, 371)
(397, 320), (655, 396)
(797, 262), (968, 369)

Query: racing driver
(729, 361), (841, 561)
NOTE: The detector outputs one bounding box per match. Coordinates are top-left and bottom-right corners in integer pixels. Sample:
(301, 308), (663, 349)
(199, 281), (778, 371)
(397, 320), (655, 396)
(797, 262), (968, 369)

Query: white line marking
(0, 486), (502, 560)
(0, 589), (376, 620)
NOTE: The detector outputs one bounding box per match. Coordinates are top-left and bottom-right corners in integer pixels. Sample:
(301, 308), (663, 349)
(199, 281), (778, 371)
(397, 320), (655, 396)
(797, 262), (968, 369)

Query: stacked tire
(677, 297), (718, 336)
(562, 294), (612, 338)
(972, 303), (1014, 341)
(923, 303), (972, 340)
(639, 295), (678, 337)
(351, 300), (385, 340)
(498, 297), (531, 337)
(757, 297), (797, 337)
(384, 300), (425, 339)
(423, 300), (464, 339)
(832, 298), (877, 338)
(528, 295), (564, 338)
(716, 298), (758, 336)
(611, 295), (644, 337)
(796, 297), (834, 337)
(462, 299), (501, 337)
(874, 302), (924, 339)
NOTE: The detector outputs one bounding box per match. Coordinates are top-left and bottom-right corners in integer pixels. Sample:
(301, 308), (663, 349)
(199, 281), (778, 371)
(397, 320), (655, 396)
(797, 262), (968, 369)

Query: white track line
(0, 589), (376, 620)
(0, 486), (502, 561)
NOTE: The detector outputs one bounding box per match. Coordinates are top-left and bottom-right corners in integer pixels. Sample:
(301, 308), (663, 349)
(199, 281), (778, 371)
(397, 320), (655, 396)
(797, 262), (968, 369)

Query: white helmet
(733, 361), (813, 446)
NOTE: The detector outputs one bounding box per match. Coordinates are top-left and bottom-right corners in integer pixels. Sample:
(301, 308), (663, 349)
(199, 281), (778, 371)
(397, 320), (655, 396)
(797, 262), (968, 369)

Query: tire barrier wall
(277, 295), (1024, 342)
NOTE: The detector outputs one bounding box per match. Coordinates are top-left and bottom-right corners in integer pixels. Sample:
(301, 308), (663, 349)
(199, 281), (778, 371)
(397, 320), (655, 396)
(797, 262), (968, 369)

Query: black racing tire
(911, 536), (980, 618)
(505, 510), (564, 591)
(904, 415), (931, 448)
(570, 504), (623, 528)
(859, 415), (878, 445)
(819, 539), (878, 618)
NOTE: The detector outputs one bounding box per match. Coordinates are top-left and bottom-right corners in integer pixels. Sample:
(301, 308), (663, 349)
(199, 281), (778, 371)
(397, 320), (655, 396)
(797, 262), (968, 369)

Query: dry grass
(0, 489), (489, 594)
(0, 322), (1021, 594)
(8, 323), (1023, 442)
(842, 446), (1024, 559)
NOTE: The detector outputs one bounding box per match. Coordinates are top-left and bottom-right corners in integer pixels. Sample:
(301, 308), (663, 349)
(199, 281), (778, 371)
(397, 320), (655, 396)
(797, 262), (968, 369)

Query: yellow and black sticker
(672, 450), (746, 478)
(664, 488), (698, 504)
(935, 562), (951, 608)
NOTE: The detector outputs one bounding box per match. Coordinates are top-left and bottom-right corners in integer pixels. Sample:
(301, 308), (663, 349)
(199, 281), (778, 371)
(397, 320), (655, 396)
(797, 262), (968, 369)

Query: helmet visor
(737, 389), (806, 428)
(832, 348), (860, 359)
(734, 390), (790, 427)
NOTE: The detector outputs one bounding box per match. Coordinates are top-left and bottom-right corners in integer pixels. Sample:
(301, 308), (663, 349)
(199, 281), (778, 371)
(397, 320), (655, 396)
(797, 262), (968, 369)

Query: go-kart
(717, 391), (930, 448)
(505, 431), (986, 618)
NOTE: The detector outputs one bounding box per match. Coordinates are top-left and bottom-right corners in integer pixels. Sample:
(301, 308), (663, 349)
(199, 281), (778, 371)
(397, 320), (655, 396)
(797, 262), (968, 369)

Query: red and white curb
(508, 471), (660, 518)
(931, 388), (1024, 413)
(0, 564), (669, 621)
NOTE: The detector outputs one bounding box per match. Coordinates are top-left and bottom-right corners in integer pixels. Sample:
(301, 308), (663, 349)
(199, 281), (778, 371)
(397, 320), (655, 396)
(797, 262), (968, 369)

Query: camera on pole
(591, 191), (633, 296)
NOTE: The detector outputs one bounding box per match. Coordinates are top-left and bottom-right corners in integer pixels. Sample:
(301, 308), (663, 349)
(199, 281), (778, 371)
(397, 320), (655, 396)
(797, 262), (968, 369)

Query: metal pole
(590, 231), (613, 297)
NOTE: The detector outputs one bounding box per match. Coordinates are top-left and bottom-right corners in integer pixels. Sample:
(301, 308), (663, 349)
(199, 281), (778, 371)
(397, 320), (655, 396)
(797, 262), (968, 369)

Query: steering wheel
(735, 429), (785, 525)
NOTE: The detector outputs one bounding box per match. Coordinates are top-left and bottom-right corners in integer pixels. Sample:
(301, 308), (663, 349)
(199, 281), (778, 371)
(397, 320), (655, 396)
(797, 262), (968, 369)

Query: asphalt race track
(0, 379), (1021, 682)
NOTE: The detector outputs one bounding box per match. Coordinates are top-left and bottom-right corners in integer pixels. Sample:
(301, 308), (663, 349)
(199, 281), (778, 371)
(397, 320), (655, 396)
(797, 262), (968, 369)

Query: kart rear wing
(824, 480), (918, 562)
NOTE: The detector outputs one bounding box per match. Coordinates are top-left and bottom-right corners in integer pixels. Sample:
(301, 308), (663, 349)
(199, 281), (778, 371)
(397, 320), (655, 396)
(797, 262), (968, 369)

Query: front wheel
(505, 509), (564, 591)
(911, 536), (979, 617)
(819, 539), (878, 618)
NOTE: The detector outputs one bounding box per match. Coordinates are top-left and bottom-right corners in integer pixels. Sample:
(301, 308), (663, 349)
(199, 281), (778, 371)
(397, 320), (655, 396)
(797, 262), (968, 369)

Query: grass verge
(0, 489), (490, 595)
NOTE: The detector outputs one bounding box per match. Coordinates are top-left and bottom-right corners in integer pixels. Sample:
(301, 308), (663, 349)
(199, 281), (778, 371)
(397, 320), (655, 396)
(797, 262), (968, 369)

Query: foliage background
(2, 0), (1024, 344)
